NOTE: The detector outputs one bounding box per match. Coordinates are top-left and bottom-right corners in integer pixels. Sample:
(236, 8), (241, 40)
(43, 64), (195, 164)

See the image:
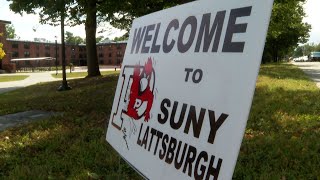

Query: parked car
(301, 56), (309, 61)
(293, 56), (308, 62)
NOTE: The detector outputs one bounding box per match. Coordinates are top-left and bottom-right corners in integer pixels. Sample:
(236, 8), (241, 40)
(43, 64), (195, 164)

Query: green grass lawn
(51, 70), (120, 79)
(0, 75), (29, 82)
(0, 63), (319, 179)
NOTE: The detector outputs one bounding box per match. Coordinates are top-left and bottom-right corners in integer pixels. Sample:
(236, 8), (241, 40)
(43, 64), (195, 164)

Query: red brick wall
(6, 40), (126, 67)
(97, 43), (126, 65)
(1, 19), (126, 70)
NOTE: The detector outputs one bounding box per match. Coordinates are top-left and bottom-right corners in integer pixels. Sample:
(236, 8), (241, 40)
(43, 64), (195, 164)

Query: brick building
(0, 19), (127, 72)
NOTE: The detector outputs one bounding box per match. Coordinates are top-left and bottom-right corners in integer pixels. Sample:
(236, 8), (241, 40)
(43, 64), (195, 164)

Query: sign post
(106, 0), (274, 179)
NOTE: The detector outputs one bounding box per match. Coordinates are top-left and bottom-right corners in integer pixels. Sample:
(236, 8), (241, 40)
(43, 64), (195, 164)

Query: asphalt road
(291, 61), (320, 88)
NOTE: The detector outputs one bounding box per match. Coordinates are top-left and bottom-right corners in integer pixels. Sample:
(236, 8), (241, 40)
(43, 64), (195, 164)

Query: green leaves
(107, 0), (194, 31)
(264, 0), (311, 62)
(5, 25), (17, 39)
(65, 31), (85, 44)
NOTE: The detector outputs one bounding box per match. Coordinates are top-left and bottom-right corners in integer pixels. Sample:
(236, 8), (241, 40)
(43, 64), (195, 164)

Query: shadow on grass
(0, 75), (119, 116)
(0, 86), (23, 95)
(0, 74), (141, 178)
(0, 113), (141, 179)
(234, 85), (320, 179)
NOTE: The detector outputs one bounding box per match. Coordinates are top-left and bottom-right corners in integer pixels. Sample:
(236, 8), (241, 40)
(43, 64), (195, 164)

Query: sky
(0, 0), (319, 44)
(303, 0), (320, 44)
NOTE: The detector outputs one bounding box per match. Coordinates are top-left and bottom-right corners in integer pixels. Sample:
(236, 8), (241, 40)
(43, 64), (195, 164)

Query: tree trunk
(85, 0), (101, 77)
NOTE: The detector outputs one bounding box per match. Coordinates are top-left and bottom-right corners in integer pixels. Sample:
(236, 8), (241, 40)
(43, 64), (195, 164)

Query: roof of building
(100, 38), (112, 43)
(0, 20), (11, 24)
(6, 38), (127, 45)
(97, 40), (127, 45)
(7, 38), (57, 44)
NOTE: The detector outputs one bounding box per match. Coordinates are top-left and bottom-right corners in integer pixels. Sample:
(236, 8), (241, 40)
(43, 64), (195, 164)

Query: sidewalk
(0, 72), (58, 94)
(0, 67), (120, 94)
(291, 61), (320, 88)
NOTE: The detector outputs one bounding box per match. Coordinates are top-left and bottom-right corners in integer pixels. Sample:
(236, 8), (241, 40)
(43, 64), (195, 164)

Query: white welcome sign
(106, 0), (274, 179)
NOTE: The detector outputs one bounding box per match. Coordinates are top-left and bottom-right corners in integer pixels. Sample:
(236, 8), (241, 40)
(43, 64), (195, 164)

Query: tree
(293, 46), (304, 57)
(65, 31), (84, 44)
(303, 43), (316, 55)
(315, 43), (320, 52)
(293, 43), (320, 57)
(0, 33), (5, 60)
(96, 35), (104, 43)
(68, 0), (126, 76)
(113, 35), (128, 42)
(8, 0), (102, 77)
(263, 0), (311, 63)
(5, 24), (18, 39)
(108, 0), (194, 32)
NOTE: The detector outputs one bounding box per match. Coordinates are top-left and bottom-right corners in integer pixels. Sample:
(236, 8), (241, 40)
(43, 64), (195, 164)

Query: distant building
(0, 19), (127, 72)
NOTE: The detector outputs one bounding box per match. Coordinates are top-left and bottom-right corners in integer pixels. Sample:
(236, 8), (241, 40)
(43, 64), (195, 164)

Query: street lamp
(57, 0), (71, 91)
(71, 48), (75, 73)
(55, 36), (58, 75)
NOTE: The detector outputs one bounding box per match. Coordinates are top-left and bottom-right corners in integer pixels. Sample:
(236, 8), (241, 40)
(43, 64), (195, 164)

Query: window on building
(45, 44), (50, 50)
(108, 59), (112, 64)
(117, 44), (122, 49)
(98, 46), (103, 50)
(24, 43), (30, 49)
(12, 51), (19, 58)
(36, 53), (39, 57)
(36, 44), (40, 50)
(117, 59), (121, 65)
(99, 53), (104, 58)
(117, 51), (122, 57)
(45, 52), (50, 57)
(108, 45), (112, 50)
(12, 43), (19, 48)
(99, 60), (104, 64)
(109, 53), (112, 57)
(79, 46), (86, 52)
(24, 51), (30, 57)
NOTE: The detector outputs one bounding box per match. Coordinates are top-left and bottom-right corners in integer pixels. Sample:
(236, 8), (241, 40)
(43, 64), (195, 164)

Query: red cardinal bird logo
(125, 58), (155, 122)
